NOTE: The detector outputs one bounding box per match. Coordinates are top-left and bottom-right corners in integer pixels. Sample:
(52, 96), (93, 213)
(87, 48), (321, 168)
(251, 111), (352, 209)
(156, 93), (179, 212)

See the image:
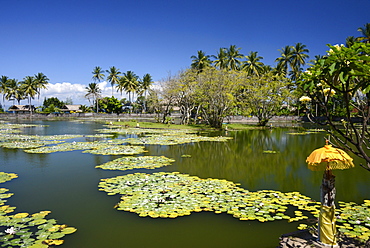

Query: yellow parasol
(305, 141), (354, 246)
(306, 143), (354, 171)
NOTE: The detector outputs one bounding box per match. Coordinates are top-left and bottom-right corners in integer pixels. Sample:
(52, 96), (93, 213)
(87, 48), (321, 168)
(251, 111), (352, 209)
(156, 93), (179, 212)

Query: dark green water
(0, 120), (369, 248)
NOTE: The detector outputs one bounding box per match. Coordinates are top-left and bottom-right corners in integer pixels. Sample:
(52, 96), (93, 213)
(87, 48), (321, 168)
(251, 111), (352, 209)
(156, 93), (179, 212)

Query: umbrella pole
(319, 169), (337, 246)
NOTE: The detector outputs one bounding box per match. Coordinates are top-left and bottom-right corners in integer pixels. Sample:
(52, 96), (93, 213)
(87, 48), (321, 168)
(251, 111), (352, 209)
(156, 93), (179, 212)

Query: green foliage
(237, 71), (291, 126)
(0, 172), (76, 247)
(300, 42), (370, 170)
(96, 156), (175, 171)
(98, 96), (123, 114)
(42, 97), (65, 110)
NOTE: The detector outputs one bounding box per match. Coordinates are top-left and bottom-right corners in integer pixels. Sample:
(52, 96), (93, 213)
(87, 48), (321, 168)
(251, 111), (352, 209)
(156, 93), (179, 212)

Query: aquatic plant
(98, 172), (370, 242)
(96, 156), (175, 170)
(0, 172), (77, 247)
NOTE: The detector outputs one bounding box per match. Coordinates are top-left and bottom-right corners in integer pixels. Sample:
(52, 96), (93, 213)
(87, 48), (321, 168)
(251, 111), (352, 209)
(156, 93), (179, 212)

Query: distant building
(8, 105), (35, 113)
(60, 105), (82, 113)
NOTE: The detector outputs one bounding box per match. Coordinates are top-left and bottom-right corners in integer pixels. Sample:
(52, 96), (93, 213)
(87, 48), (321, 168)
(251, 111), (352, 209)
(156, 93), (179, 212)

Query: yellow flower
(328, 44), (344, 54)
(323, 88), (336, 96)
(299, 96), (312, 103)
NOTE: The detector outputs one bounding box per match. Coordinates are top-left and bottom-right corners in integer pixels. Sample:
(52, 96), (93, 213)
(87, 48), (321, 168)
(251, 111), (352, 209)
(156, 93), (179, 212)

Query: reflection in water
(0, 121), (369, 248)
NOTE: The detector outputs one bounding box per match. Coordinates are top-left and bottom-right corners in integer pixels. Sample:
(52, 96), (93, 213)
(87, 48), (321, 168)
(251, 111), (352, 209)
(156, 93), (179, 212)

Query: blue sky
(1, 0), (369, 105)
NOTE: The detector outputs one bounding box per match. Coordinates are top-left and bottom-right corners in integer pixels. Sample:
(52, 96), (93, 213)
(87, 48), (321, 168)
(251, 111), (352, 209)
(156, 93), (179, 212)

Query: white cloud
(39, 81), (128, 106)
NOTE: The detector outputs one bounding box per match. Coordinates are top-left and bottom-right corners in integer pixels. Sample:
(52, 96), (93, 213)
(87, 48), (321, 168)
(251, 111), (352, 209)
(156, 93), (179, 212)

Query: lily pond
(0, 120), (369, 247)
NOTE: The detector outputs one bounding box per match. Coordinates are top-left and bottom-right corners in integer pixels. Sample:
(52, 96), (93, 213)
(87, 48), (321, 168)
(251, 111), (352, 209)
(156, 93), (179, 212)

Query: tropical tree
(357, 23), (370, 43)
(98, 96), (123, 115)
(237, 71), (291, 126)
(290, 43), (309, 78)
(42, 97), (65, 110)
(212, 48), (228, 69)
(33, 72), (49, 100)
(5, 79), (23, 105)
(92, 66), (105, 83)
(243, 51), (264, 76)
(85, 82), (102, 112)
(345, 36), (357, 47)
(226, 45), (244, 71)
(300, 42), (370, 171)
(194, 67), (238, 128)
(118, 71), (139, 105)
(106, 66), (121, 96)
(0, 76), (9, 109)
(138, 73), (153, 113)
(275, 45), (293, 76)
(21, 76), (37, 114)
(190, 50), (212, 72)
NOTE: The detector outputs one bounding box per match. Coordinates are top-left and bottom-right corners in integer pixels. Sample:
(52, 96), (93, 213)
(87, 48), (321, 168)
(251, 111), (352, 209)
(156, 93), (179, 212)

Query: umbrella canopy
(306, 144), (354, 171)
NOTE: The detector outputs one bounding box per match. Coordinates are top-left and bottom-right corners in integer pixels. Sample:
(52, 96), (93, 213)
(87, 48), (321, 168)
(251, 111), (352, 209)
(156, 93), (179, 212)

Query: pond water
(0, 120), (369, 248)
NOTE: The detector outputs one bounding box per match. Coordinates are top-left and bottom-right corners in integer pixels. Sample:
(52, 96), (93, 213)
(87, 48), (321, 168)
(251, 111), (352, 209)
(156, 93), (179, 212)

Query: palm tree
(33, 73), (49, 102)
(0, 76), (9, 110)
(191, 50), (211, 72)
(106, 66), (121, 96)
(21, 76), (37, 114)
(212, 48), (228, 69)
(345, 36), (357, 47)
(5, 79), (24, 105)
(118, 71), (139, 105)
(275, 45), (293, 75)
(85, 82), (102, 113)
(226, 45), (244, 71)
(243, 51), (264, 76)
(357, 23), (370, 43)
(291, 43), (309, 73)
(92, 66), (105, 83)
(138, 73), (153, 113)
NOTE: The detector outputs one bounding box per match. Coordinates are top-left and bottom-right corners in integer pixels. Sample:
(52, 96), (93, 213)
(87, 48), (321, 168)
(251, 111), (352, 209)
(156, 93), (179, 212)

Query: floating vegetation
(125, 134), (232, 146)
(1, 140), (63, 149)
(0, 173), (76, 247)
(96, 156), (175, 171)
(83, 145), (146, 155)
(286, 132), (310, 135)
(262, 150), (279, 154)
(24, 141), (96, 154)
(98, 172), (370, 243)
(0, 123), (46, 131)
(24, 140), (146, 156)
(0, 172), (18, 184)
(181, 155), (192, 158)
(0, 209), (77, 247)
(99, 172), (317, 221)
(335, 200), (370, 241)
(96, 127), (197, 136)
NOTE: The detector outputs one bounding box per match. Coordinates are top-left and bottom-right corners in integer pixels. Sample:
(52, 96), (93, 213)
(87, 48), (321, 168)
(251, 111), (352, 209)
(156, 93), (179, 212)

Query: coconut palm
(0, 76), (9, 109)
(85, 82), (102, 113)
(191, 50), (212, 72)
(357, 23), (370, 43)
(212, 48), (228, 69)
(138, 73), (153, 113)
(243, 51), (264, 76)
(33, 72), (49, 101)
(226, 45), (244, 71)
(118, 71), (139, 105)
(5, 79), (24, 105)
(92, 66), (105, 83)
(275, 45), (293, 75)
(21, 76), (38, 113)
(106, 66), (121, 96)
(291, 43), (309, 72)
(345, 36), (357, 47)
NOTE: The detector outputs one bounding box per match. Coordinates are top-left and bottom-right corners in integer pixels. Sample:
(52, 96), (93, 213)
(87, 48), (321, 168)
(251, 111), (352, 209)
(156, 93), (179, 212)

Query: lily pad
(96, 156), (175, 171)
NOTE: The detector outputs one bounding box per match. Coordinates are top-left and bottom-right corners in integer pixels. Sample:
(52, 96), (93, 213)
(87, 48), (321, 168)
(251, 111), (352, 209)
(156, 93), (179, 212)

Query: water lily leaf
(96, 156), (175, 171)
